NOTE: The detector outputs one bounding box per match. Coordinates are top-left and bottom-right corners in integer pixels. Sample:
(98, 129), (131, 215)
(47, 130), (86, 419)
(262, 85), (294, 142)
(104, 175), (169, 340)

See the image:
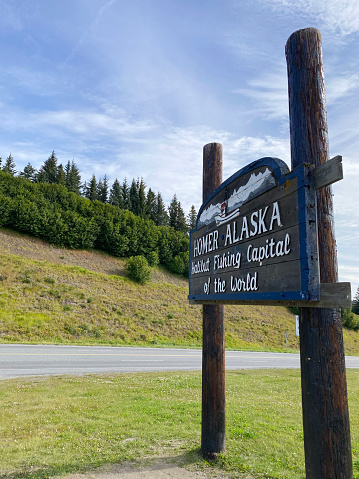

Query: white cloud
(326, 74), (359, 103)
(233, 64), (290, 128)
(262, 0), (359, 38)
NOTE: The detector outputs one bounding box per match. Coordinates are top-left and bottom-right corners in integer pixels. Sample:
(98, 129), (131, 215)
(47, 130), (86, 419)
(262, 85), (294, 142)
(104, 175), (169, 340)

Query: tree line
(0, 153), (194, 276)
(0, 152), (197, 233)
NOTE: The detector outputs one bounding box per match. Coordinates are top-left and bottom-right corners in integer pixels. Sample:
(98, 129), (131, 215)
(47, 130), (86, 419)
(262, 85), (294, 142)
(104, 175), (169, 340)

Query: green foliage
(0, 170), (189, 275)
(168, 194), (188, 233)
(109, 178), (123, 207)
(65, 160), (82, 195)
(167, 251), (189, 276)
(19, 162), (37, 181)
(125, 255), (152, 284)
(84, 174), (98, 201)
(97, 175), (109, 203)
(154, 192), (169, 226)
(2, 153), (16, 175)
(342, 308), (359, 330)
(36, 150), (59, 184)
(353, 287), (359, 315)
(146, 250), (159, 267)
(187, 204), (197, 230)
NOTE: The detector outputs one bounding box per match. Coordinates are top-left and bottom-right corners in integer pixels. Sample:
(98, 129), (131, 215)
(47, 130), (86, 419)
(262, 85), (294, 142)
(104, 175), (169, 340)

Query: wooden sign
(189, 157), (320, 305)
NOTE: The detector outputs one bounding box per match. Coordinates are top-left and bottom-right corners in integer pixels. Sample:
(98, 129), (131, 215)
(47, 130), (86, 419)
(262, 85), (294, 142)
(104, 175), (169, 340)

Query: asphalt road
(1, 344), (359, 379)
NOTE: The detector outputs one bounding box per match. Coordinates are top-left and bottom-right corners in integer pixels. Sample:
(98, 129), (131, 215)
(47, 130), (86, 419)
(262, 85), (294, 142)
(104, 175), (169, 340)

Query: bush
(342, 309), (359, 330)
(0, 171), (190, 272)
(167, 251), (189, 277)
(125, 255), (151, 284)
(146, 251), (159, 267)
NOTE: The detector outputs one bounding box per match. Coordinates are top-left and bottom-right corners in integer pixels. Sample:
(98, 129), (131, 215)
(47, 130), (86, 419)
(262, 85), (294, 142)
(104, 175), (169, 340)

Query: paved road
(1, 344), (359, 379)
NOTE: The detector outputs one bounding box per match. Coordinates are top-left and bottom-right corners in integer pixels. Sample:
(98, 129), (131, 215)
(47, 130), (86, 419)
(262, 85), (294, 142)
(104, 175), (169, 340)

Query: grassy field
(1, 369), (359, 479)
(0, 227), (301, 352)
(1, 227), (359, 354)
(1, 227), (359, 479)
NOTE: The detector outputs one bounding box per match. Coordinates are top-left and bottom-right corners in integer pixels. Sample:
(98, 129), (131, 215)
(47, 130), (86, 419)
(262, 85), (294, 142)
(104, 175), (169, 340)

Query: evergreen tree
(57, 164), (66, 185)
(353, 287), (359, 315)
(85, 174), (98, 201)
(109, 179), (123, 208)
(154, 192), (169, 226)
(138, 178), (147, 218)
(2, 153), (16, 175)
(19, 163), (37, 181)
(168, 194), (179, 229)
(121, 178), (130, 210)
(176, 201), (188, 233)
(146, 188), (156, 222)
(97, 175), (109, 203)
(65, 160), (71, 183)
(129, 178), (139, 215)
(37, 151), (58, 183)
(187, 205), (197, 231)
(65, 160), (82, 195)
(168, 194), (187, 232)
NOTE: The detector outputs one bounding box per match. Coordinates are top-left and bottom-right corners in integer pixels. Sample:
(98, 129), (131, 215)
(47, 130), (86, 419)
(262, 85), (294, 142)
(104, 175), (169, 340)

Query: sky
(0, 0), (358, 297)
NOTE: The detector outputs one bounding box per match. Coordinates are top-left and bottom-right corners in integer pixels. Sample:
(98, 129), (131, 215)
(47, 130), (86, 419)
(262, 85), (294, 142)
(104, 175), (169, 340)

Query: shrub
(342, 309), (359, 330)
(167, 251), (189, 277)
(146, 251), (159, 267)
(125, 255), (151, 284)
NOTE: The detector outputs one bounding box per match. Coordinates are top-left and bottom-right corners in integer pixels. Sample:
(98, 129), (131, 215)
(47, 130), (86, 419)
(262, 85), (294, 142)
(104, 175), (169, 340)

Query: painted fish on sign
(188, 157), (320, 304)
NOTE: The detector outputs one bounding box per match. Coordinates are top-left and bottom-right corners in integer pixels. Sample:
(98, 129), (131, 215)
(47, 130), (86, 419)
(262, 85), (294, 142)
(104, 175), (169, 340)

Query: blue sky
(1, 0), (358, 297)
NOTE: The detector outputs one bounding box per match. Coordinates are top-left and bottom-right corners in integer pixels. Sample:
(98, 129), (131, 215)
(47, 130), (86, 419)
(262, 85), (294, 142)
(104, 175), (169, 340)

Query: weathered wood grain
(201, 143), (226, 459)
(286, 27), (352, 479)
(314, 155), (343, 190)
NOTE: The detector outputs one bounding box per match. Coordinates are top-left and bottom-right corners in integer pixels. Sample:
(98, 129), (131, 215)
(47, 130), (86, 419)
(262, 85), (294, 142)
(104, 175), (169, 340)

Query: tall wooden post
(201, 143), (226, 459)
(286, 28), (352, 478)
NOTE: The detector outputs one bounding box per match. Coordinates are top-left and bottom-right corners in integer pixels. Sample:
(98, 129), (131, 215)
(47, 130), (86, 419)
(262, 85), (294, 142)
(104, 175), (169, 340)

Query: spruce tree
(138, 178), (147, 218)
(176, 201), (188, 233)
(122, 178), (130, 210)
(2, 153), (16, 175)
(154, 192), (168, 226)
(37, 151), (58, 183)
(146, 188), (156, 222)
(168, 194), (179, 229)
(187, 205), (197, 230)
(57, 164), (66, 185)
(85, 174), (98, 201)
(129, 178), (139, 215)
(97, 175), (109, 203)
(65, 160), (82, 195)
(168, 194), (188, 232)
(109, 179), (123, 207)
(19, 162), (37, 181)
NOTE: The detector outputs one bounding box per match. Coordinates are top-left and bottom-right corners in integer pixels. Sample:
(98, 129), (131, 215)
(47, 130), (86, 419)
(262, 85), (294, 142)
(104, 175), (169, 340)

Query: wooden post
(201, 143), (226, 458)
(286, 28), (352, 478)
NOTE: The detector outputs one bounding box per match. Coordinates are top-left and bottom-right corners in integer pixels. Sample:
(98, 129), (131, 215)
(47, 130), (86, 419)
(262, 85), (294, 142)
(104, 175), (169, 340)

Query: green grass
(1, 226), (359, 354)
(1, 369), (359, 479)
(0, 250), (302, 351)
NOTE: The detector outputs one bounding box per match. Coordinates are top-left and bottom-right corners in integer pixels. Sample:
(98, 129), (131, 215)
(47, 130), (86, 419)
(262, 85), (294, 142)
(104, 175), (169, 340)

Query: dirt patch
(0, 228), (186, 286)
(56, 457), (234, 479)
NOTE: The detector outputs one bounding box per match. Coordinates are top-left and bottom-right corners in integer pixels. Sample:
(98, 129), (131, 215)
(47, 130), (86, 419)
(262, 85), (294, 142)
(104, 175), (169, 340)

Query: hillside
(0, 226), (358, 354)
